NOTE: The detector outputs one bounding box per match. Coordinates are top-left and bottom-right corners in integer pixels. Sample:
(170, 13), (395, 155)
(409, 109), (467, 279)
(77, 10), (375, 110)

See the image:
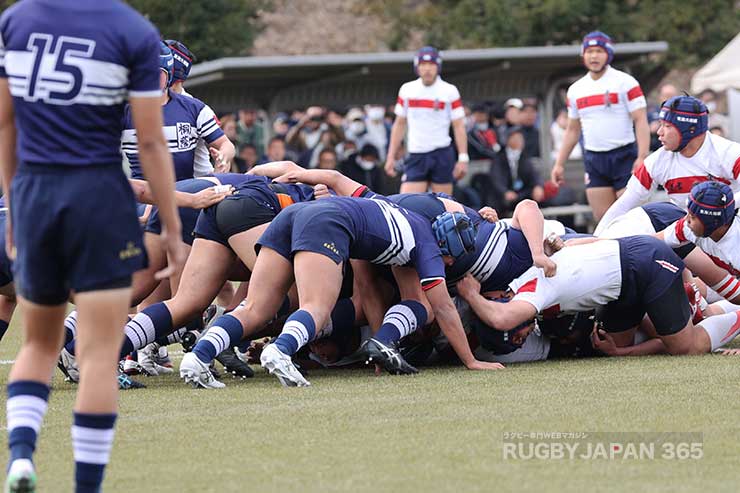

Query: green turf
(1, 316), (739, 492)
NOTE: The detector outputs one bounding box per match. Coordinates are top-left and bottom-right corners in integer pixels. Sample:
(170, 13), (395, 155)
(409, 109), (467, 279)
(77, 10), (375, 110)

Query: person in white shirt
(550, 31), (650, 221)
(384, 46), (468, 195)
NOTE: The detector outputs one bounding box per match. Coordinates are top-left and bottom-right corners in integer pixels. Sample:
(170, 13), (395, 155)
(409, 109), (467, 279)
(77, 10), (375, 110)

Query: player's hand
(453, 160), (468, 181)
(550, 163), (565, 185)
(466, 360), (505, 370)
(384, 159), (397, 178)
(274, 170), (302, 184)
(544, 233), (564, 256)
(591, 327), (619, 356)
(313, 183), (331, 199)
(210, 147), (230, 173)
(533, 253), (557, 277)
(190, 186), (233, 209)
(156, 229), (188, 281)
(455, 274), (481, 300)
(478, 206), (498, 222)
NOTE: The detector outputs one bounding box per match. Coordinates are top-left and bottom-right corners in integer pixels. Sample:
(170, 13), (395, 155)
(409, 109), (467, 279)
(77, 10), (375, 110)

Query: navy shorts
(257, 201), (352, 265)
(598, 235), (690, 335)
(0, 213), (13, 288)
(583, 142), (636, 189)
(11, 164), (146, 305)
(194, 190), (277, 247)
(145, 179), (214, 246)
(403, 146), (456, 184)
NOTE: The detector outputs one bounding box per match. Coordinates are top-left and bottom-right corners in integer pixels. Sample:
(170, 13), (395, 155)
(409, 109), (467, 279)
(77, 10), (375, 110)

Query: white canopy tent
(691, 32), (740, 141)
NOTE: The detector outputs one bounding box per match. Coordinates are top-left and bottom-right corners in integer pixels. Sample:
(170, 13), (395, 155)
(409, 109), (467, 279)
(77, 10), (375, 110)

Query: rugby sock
(710, 275), (740, 302)
(274, 310), (316, 356)
(120, 303), (173, 359)
(63, 310), (78, 347)
(374, 300), (427, 344)
(699, 310), (740, 350)
(154, 327), (187, 346)
(711, 299), (739, 314)
(0, 319), (8, 342)
(65, 339), (76, 356)
(72, 413), (116, 493)
(6, 381), (50, 464)
(706, 287), (723, 304)
(193, 314), (243, 364)
(318, 298), (356, 339)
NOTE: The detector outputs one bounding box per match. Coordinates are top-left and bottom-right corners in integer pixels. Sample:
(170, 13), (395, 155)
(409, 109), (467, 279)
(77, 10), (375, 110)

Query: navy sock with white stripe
(374, 300), (428, 344)
(72, 412), (117, 493)
(119, 303), (173, 359)
(192, 314), (244, 364)
(63, 310), (78, 347)
(274, 310), (316, 356)
(6, 381), (50, 465)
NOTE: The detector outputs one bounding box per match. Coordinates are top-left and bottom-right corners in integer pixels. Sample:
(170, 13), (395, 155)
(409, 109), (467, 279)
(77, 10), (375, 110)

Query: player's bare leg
(430, 182), (453, 195)
(586, 187), (618, 222)
(400, 180), (430, 193)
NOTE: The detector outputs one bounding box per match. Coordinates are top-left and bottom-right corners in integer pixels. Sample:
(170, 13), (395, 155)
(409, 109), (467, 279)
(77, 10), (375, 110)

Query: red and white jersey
(394, 77), (465, 153)
(664, 216), (740, 277)
(508, 240), (623, 315)
(629, 133), (740, 206)
(566, 66), (646, 151)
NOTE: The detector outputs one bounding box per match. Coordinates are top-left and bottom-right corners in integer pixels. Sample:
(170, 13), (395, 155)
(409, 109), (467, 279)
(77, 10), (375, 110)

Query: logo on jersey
(323, 242), (340, 256)
(176, 122), (193, 149)
(119, 242), (143, 261)
(655, 260), (679, 274)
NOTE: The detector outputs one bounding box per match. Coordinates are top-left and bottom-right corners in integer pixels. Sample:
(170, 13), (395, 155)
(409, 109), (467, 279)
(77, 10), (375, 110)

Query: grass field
(1, 313), (740, 493)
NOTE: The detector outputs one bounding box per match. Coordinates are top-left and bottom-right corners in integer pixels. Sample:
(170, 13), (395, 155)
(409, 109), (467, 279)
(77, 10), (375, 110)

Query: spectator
(272, 113), (290, 138)
(344, 107), (368, 147)
(519, 102), (541, 158)
(699, 88), (730, 135)
(221, 118), (238, 147)
(658, 83), (678, 103)
(495, 98), (522, 144)
(261, 136), (289, 164)
(489, 127), (544, 214)
(550, 108), (582, 160)
(364, 105), (390, 160)
(340, 143), (383, 191)
(233, 143), (258, 173)
(286, 106), (344, 164)
(336, 139), (358, 161)
(317, 148), (338, 170)
(467, 103), (500, 160)
(236, 107), (265, 156)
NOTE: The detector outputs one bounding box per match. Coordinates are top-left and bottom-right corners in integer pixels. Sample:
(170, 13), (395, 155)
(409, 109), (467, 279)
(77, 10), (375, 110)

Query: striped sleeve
(449, 85), (465, 120)
(663, 217), (693, 248)
(394, 85), (407, 117)
(624, 75), (646, 112)
(197, 104), (224, 143)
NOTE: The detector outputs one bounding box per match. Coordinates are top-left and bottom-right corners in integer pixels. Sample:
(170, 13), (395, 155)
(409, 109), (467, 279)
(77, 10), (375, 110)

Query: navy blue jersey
(642, 202), (685, 232)
(446, 220), (533, 292)
(386, 192), (484, 225)
(232, 178), (316, 213)
(0, 0), (162, 167)
(333, 197), (446, 288)
(122, 90), (224, 181)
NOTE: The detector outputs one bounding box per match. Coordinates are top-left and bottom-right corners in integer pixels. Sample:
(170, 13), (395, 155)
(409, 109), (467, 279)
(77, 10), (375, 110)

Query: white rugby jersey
(595, 133), (740, 236)
(566, 65), (646, 152)
(508, 240), (623, 315)
(597, 207), (655, 238)
(181, 88), (215, 177)
(664, 216), (740, 278)
(395, 76), (465, 153)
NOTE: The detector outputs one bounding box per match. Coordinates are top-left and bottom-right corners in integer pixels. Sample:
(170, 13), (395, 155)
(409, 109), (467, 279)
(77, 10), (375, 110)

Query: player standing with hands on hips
(0, 1), (185, 491)
(550, 31), (650, 221)
(385, 46), (469, 195)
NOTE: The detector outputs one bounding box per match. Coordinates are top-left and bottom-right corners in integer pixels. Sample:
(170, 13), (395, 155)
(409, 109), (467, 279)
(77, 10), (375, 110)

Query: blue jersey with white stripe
(122, 90), (224, 181)
(332, 196), (446, 288)
(0, 0), (161, 167)
(446, 220), (533, 292)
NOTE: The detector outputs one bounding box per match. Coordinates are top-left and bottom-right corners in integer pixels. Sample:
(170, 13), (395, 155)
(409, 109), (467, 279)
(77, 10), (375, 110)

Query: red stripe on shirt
(675, 217), (687, 243)
(451, 99), (462, 109)
(709, 254), (740, 277)
(633, 162), (652, 189)
(421, 278), (444, 291)
(733, 157), (740, 179)
(664, 175), (730, 194)
(575, 92), (618, 109)
(627, 86), (644, 101)
(517, 278), (538, 293)
(407, 99), (446, 110)
(397, 97), (404, 106)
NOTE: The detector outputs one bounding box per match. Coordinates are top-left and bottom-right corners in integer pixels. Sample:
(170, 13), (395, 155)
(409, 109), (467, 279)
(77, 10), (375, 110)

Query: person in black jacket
(467, 103), (501, 161)
(339, 143), (383, 191)
(488, 127), (545, 214)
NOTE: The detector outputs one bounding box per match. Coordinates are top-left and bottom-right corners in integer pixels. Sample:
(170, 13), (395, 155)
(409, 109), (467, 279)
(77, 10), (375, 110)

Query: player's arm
(509, 199), (556, 276)
(456, 275), (537, 330)
(129, 178), (230, 209)
(275, 168), (365, 197)
(129, 96), (186, 278)
(385, 115), (407, 177)
(0, 79), (16, 257)
(248, 160), (302, 178)
(631, 107), (650, 170)
(591, 328), (667, 356)
(550, 117), (581, 185)
(593, 166), (655, 236)
(208, 135), (235, 173)
(451, 117), (468, 180)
